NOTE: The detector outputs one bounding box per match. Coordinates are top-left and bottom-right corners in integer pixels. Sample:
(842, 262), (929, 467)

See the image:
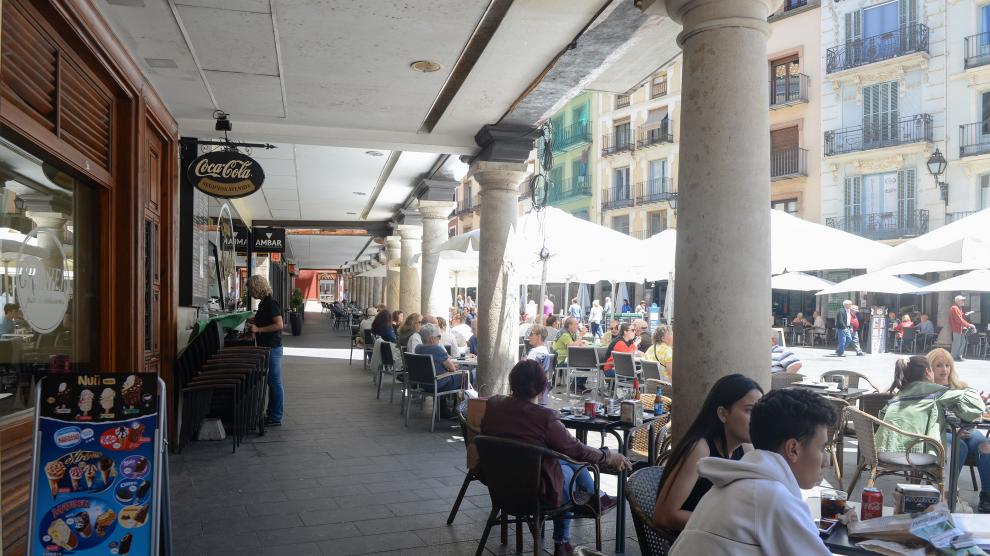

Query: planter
(289, 311), (303, 336)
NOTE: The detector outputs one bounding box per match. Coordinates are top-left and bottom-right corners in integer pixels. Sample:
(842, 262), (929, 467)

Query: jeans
(835, 328), (851, 355)
(554, 460), (596, 542)
(267, 345), (284, 423)
(952, 332), (967, 359)
(590, 322), (602, 338)
(849, 329), (862, 353)
(949, 430), (990, 493)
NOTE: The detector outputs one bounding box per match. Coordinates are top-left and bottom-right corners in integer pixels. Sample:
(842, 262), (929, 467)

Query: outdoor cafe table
(559, 411), (659, 553)
(790, 384), (869, 402)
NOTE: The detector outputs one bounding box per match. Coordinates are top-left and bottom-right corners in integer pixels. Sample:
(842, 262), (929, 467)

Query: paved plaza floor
(169, 316), (990, 555)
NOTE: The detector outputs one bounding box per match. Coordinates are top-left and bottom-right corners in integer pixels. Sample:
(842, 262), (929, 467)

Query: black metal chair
(448, 401), (481, 525)
(565, 346), (600, 395)
(348, 324), (360, 365)
(362, 330), (377, 370)
(625, 466), (675, 556)
(900, 327), (919, 353)
(473, 435), (607, 556)
(402, 352), (468, 432)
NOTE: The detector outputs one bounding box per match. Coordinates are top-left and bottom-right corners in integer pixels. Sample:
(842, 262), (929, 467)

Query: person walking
(950, 295), (977, 362)
(588, 300), (604, 339)
(848, 305), (865, 356)
(833, 300), (853, 357)
(247, 275), (285, 427)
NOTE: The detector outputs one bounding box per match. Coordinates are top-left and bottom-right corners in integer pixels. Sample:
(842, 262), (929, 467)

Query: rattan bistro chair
(820, 370), (880, 393)
(822, 396), (849, 490)
(844, 406), (946, 496)
(770, 372), (804, 390)
(628, 394), (672, 466)
(859, 392), (893, 419)
(625, 467), (676, 556)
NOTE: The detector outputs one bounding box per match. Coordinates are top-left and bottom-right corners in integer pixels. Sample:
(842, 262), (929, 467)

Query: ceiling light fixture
(365, 150), (384, 157)
(353, 191), (367, 196)
(410, 60), (442, 73)
(346, 211), (357, 215)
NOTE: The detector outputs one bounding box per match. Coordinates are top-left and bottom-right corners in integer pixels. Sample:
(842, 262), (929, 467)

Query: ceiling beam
(253, 220), (391, 235)
(360, 150), (401, 220)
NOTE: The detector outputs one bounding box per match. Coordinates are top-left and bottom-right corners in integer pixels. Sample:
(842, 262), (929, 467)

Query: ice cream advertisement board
(28, 373), (164, 555)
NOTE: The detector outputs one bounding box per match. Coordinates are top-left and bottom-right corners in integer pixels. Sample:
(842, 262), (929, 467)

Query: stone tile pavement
(169, 314), (640, 556)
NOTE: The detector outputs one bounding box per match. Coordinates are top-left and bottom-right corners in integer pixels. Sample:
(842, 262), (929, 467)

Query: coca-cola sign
(187, 150), (265, 198)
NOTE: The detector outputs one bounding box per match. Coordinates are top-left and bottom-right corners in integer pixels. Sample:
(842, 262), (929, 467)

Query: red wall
(295, 269), (337, 300)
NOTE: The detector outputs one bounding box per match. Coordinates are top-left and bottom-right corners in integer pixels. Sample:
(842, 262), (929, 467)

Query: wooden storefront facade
(0, 0), (179, 553)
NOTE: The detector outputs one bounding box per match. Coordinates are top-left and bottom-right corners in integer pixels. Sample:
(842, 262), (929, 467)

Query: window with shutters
(844, 176), (863, 233)
(611, 215), (630, 235)
(648, 210), (667, 234)
(982, 92), (990, 136)
(863, 81), (899, 147)
(981, 174), (990, 210)
(832, 1), (926, 73)
(770, 55), (801, 105)
(897, 168), (917, 229)
(615, 121), (631, 148)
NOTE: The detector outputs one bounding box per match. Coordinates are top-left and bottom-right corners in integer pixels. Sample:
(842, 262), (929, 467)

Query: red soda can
(861, 487), (883, 520)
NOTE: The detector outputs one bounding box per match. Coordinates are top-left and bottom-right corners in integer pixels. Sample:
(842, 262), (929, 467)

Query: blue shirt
(918, 320), (935, 335)
(415, 343), (457, 391)
(621, 304), (633, 313)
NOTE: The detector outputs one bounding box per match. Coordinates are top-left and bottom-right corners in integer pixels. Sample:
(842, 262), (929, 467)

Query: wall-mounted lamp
(927, 148), (949, 205)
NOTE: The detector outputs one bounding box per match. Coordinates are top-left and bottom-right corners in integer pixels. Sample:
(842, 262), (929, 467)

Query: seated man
(467, 319), (479, 356)
(553, 317), (586, 366)
(451, 313), (473, 343)
(414, 323), (465, 391)
(918, 313), (936, 339)
(771, 334), (802, 374)
(634, 319), (652, 352)
(670, 389), (837, 555)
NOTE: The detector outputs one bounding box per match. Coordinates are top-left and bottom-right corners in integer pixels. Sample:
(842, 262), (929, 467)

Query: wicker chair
(859, 392), (893, 419)
(624, 467), (676, 556)
(844, 406), (946, 496)
(628, 394), (672, 465)
(822, 396), (849, 491)
(819, 370), (880, 393)
(770, 372), (804, 390)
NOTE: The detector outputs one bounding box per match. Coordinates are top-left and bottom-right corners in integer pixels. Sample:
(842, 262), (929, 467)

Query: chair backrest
(859, 392), (893, 418)
(770, 372), (804, 390)
(568, 346), (599, 368)
(363, 329), (376, 345)
(624, 466), (673, 556)
(380, 341), (395, 366)
(460, 398), (486, 471)
(903, 327), (918, 341)
(475, 435), (554, 516)
(844, 407), (880, 468)
(595, 345), (609, 362)
(641, 360), (662, 382)
(822, 396), (849, 441)
(821, 370), (857, 389)
(613, 352), (636, 379)
(404, 352), (436, 384)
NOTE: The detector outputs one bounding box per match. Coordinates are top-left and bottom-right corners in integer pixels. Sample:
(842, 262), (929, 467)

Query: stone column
(368, 263), (380, 308)
(385, 235), (402, 310)
(473, 160), (529, 395)
(419, 200), (456, 318)
(664, 0), (774, 438)
(354, 264), (364, 307)
(397, 224), (423, 315)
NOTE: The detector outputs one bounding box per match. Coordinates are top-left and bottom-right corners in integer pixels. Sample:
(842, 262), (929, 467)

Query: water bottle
(654, 385), (665, 417)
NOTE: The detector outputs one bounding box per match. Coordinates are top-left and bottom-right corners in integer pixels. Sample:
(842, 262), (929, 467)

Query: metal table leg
(949, 425), (961, 512)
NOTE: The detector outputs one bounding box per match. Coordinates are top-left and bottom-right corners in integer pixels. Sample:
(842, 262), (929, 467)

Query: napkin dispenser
(620, 400), (643, 426)
(829, 375), (849, 390)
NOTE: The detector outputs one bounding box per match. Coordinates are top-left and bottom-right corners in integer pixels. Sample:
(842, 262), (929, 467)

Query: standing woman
(247, 275), (285, 427)
(589, 300), (604, 339)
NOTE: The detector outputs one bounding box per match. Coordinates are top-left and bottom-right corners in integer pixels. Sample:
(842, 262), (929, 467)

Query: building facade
(543, 92), (596, 219)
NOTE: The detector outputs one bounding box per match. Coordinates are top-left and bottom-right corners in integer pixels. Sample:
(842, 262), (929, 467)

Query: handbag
(964, 326), (978, 336)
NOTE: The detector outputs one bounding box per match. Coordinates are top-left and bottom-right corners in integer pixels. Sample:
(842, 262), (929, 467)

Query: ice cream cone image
(122, 375), (142, 407)
(76, 510), (92, 537)
(69, 465), (83, 491)
(98, 457), (114, 485)
(84, 463), (96, 488)
(44, 460), (65, 499)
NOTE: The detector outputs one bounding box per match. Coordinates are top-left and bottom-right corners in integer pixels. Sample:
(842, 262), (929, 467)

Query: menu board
(28, 373), (164, 556)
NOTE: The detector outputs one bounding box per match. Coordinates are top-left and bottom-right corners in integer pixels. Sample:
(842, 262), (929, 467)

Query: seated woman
(791, 312), (810, 327)
(482, 360), (631, 556)
(877, 356), (984, 472)
(396, 313), (422, 351)
(370, 309), (397, 343)
(391, 310), (404, 334)
(894, 314), (914, 350)
(929, 348), (990, 512)
(653, 374), (763, 532)
(643, 324), (673, 381)
(603, 323), (640, 376)
(413, 323), (464, 391)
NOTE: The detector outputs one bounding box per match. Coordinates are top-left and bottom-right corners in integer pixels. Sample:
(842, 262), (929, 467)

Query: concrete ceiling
(286, 234), (374, 269)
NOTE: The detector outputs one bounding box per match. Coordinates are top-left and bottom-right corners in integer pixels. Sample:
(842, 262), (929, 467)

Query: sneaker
(553, 541), (574, 556)
(955, 357), (965, 362)
(856, 351), (865, 356)
(980, 492), (990, 513)
(265, 418), (282, 427)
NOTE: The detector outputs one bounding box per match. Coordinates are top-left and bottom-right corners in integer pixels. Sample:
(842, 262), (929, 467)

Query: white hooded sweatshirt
(669, 449), (831, 556)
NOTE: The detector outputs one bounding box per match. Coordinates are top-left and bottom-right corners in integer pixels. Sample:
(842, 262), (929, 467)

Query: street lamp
(927, 148), (949, 204)
(668, 192), (678, 211)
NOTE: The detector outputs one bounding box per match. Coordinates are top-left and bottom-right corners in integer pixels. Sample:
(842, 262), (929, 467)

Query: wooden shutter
(846, 10), (863, 44)
(771, 126), (800, 151)
(899, 0), (917, 27)
(981, 174), (990, 210)
(1, 5), (58, 132)
(1, 417), (34, 555)
(844, 176), (862, 219)
(982, 92), (990, 135)
(60, 60), (112, 171)
(898, 169), (916, 227)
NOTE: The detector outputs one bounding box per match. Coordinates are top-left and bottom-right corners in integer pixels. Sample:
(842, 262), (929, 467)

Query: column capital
(399, 208), (422, 226)
(417, 199), (455, 220)
(469, 160), (529, 193)
(417, 179), (458, 202)
(396, 224), (423, 240)
(385, 235), (402, 251)
(664, 0), (773, 45)
(473, 124), (540, 163)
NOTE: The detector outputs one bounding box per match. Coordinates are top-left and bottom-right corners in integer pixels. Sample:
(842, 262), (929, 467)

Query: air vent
(144, 58), (178, 69)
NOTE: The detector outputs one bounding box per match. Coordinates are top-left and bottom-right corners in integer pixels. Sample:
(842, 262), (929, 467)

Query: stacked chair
(175, 320), (271, 454)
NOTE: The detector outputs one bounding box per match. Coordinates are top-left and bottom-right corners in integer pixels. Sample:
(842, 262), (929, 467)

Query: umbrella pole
(538, 256), (549, 325)
(564, 280), (571, 319)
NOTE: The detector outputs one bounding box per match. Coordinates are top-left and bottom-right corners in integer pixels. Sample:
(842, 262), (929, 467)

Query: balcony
(769, 74), (809, 109)
(826, 23), (929, 74)
(964, 32), (990, 70)
(824, 114), (932, 157)
(825, 209), (929, 240)
(770, 147), (808, 180)
(602, 130), (634, 156)
(615, 95), (630, 109)
(602, 184), (634, 211)
(548, 175), (592, 205)
(784, 0), (808, 10)
(455, 199), (479, 216)
(636, 123), (674, 149)
(650, 80), (668, 99)
(551, 121), (592, 154)
(960, 122), (990, 158)
(946, 211), (978, 225)
(635, 178), (675, 205)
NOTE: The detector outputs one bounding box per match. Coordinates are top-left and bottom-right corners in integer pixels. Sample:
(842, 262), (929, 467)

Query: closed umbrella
(578, 283), (590, 312)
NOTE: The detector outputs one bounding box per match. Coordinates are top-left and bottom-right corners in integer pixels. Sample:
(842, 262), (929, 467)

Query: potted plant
(289, 288), (304, 335)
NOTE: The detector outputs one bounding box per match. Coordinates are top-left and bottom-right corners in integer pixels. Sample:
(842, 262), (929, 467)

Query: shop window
(0, 137), (100, 418)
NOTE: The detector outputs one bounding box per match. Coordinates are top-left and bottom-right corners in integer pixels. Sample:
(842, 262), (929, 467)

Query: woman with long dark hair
(653, 374), (763, 531)
(370, 308), (397, 342)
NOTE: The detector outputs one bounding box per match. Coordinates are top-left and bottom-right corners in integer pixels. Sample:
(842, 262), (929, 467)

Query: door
(613, 167), (630, 204)
(771, 126), (800, 175)
(648, 159), (667, 196)
(844, 176), (862, 232)
(863, 81), (898, 148)
(615, 121), (631, 148)
(648, 210), (666, 235)
(771, 55), (801, 104)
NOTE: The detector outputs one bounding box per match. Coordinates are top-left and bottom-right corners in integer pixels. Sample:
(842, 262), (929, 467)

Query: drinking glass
(820, 489), (847, 519)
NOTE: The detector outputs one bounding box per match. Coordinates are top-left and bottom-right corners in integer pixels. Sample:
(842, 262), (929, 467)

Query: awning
(642, 106), (669, 130)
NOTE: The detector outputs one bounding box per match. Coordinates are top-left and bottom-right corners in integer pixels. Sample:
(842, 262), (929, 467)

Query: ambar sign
(188, 150), (265, 198)
(252, 227), (285, 253)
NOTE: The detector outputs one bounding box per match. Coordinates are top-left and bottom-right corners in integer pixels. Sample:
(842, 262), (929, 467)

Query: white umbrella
(869, 209), (990, 274)
(770, 209), (891, 274)
(771, 271), (836, 292)
(435, 229), (480, 254)
(815, 272), (930, 296)
(639, 229), (677, 280)
(578, 283), (590, 311)
(915, 269), (990, 293)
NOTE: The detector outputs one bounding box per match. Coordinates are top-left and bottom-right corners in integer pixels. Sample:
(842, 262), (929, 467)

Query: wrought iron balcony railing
(636, 122), (674, 148)
(635, 178), (675, 205)
(784, 0), (808, 11)
(602, 130), (635, 156)
(964, 32), (990, 69)
(770, 147), (808, 180)
(826, 23), (929, 74)
(960, 122), (990, 158)
(946, 211), (978, 225)
(650, 80), (668, 98)
(602, 185), (634, 211)
(824, 114), (932, 156)
(548, 175), (592, 204)
(616, 95), (630, 108)
(770, 73), (809, 108)
(551, 121), (592, 153)
(825, 209), (929, 240)
(455, 199), (479, 215)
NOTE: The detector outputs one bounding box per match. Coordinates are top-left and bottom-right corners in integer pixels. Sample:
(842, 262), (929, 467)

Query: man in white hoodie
(670, 388), (838, 556)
